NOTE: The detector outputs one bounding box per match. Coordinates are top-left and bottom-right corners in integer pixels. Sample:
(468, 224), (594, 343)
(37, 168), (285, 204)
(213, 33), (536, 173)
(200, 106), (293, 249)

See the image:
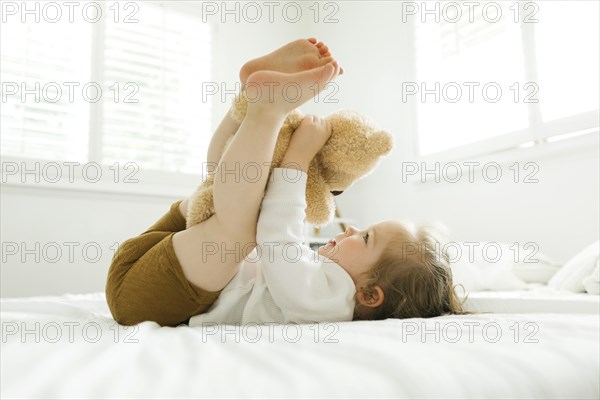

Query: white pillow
(511, 247), (561, 284)
(548, 241), (600, 293)
(450, 242), (527, 291)
(450, 242), (560, 292)
(582, 258), (599, 295)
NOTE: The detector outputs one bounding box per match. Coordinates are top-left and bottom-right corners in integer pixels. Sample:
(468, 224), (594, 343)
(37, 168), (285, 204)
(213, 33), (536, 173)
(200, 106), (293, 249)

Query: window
(412, 1), (599, 157)
(1, 18), (92, 161)
(1, 1), (212, 176)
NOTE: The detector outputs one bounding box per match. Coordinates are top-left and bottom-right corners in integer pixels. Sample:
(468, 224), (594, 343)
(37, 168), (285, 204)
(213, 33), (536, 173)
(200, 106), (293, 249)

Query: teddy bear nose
(331, 191), (344, 196)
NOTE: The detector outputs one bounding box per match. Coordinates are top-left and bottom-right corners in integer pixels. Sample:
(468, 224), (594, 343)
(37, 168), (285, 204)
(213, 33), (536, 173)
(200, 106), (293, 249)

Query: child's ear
(356, 285), (384, 308)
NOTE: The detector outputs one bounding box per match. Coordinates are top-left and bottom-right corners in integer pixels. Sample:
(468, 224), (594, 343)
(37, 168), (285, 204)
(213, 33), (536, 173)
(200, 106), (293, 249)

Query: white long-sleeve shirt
(188, 168), (356, 326)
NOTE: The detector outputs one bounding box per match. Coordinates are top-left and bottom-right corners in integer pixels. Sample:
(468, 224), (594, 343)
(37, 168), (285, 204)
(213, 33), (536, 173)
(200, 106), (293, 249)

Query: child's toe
(319, 56), (334, 65)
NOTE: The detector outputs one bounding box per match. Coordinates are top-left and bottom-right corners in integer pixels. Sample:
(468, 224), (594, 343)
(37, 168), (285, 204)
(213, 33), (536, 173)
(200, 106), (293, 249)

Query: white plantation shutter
(413, 1), (599, 157)
(1, 2), (212, 176)
(101, 4), (212, 174)
(0, 19), (92, 161)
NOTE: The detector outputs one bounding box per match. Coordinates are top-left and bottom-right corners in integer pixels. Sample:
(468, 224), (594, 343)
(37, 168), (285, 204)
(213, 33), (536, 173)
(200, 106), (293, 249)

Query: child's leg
(173, 61), (340, 293)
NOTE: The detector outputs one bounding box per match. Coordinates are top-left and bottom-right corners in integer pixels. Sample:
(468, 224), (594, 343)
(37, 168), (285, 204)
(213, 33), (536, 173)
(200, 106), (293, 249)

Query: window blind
(101, 4), (212, 174)
(1, 2), (212, 175)
(1, 19), (92, 161)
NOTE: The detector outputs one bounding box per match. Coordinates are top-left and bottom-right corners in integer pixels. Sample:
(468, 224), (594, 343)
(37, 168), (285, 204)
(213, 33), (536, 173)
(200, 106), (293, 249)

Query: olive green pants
(105, 200), (222, 327)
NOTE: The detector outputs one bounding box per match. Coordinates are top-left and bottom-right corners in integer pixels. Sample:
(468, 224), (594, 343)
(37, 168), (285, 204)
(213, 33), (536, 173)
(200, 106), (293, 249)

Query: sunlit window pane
(0, 19), (92, 161)
(535, 1), (600, 122)
(414, 3), (529, 155)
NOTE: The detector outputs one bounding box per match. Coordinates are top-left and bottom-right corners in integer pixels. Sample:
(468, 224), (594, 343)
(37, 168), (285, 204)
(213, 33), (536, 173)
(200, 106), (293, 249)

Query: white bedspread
(1, 292), (599, 399)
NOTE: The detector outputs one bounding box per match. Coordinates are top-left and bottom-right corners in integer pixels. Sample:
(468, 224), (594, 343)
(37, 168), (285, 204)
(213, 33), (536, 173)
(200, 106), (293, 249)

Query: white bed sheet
(1, 292), (599, 399)
(464, 286), (600, 314)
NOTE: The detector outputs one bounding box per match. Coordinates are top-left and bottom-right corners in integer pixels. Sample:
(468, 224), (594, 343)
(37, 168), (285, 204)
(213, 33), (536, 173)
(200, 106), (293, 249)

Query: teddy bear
(186, 91), (394, 229)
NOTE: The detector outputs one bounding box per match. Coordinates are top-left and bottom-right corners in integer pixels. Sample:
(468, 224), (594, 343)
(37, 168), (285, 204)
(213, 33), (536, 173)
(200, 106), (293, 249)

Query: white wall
(2, 1), (598, 298)
(367, 141), (600, 263)
(1, 186), (181, 297)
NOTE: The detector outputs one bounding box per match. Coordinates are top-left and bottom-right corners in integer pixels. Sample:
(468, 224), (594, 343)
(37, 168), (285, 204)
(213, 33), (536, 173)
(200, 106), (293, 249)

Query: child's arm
(256, 168), (355, 322)
(279, 114), (331, 174)
(255, 117), (355, 322)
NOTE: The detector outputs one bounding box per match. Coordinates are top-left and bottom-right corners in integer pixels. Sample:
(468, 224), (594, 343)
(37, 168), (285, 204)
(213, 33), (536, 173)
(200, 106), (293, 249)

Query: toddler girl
(106, 38), (465, 327)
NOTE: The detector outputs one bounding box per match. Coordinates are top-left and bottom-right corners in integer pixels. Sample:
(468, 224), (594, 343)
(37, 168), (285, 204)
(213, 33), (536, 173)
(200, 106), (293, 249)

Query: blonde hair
(353, 223), (468, 320)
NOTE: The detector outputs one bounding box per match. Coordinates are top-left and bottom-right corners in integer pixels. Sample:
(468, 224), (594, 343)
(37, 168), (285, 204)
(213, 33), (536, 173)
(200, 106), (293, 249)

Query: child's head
(317, 221), (465, 320)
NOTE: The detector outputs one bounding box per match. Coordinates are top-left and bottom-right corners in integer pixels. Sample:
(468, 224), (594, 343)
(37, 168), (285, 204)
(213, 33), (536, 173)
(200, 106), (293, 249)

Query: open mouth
(328, 238), (336, 246)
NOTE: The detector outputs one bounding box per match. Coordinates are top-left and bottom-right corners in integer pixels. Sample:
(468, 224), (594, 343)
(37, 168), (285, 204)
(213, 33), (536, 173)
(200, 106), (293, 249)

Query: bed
(1, 290), (598, 399)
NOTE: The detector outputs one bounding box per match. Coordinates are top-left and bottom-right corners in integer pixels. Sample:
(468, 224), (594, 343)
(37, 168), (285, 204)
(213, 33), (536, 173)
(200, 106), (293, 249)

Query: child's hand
(281, 115), (332, 172)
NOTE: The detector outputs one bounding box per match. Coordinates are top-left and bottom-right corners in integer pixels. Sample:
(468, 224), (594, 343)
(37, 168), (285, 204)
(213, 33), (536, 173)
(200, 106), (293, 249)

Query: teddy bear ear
(286, 109), (304, 129)
(368, 129), (394, 155)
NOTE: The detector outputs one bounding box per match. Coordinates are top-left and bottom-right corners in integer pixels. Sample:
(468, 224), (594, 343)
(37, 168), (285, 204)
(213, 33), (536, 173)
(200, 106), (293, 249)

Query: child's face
(317, 220), (409, 285)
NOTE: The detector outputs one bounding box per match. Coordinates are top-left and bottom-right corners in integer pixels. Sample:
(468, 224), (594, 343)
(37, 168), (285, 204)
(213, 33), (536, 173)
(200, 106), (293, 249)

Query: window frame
(1, 1), (214, 198)
(409, 9), (600, 164)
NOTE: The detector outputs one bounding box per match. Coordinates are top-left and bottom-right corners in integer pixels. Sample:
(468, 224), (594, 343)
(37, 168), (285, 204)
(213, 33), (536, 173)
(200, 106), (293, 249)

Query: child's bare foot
(240, 38), (344, 85)
(245, 61), (340, 117)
